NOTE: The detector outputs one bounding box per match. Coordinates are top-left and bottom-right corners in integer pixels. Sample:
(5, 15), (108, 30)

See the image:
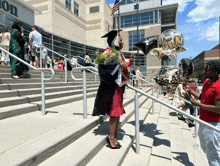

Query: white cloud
(184, 36), (190, 40)
(187, 0), (220, 22)
(162, 0), (193, 12)
(198, 22), (219, 41)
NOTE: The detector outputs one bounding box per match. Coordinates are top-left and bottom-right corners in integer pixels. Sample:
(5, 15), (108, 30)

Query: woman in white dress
(0, 27), (10, 65)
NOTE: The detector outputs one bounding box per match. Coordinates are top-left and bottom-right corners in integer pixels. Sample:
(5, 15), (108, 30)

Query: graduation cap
(101, 30), (122, 47)
(135, 35), (159, 55)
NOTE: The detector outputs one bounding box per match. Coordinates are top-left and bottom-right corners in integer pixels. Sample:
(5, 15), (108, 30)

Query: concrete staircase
(0, 65), (208, 166)
(0, 65), (98, 120)
(122, 97), (209, 166)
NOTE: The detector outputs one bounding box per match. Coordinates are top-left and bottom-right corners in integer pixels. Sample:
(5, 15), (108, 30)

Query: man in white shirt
(29, 25), (42, 68)
(83, 53), (91, 66)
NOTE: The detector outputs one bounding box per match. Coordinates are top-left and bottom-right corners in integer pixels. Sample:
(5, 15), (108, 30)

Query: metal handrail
(144, 77), (199, 137)
(130, 73), (162, 114)
(71, 66), (98, 119)
(130, 73), (156, 87)
(73, 55), (98, 67)
(140, 75), (199, 137)
(46, 47), (98, 82)
(161, 88), (199, 137)
(126, 84), (220, 153)
(46, 47), (71, 82)
(0, 47), (55, 115)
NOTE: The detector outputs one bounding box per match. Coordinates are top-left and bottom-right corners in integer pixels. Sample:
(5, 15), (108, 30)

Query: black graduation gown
(92, 65), (125, 116)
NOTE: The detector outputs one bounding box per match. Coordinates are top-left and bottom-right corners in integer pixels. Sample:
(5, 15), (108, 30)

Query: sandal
(106, 136), (120, 149)
(114, 138), (122, 147)
(187, 118), (195, 127)
(19, 75), (25, 78)
(12, 75), (20, 79)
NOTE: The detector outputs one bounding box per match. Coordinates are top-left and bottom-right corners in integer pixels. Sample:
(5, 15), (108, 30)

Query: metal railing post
(157, 88), (159, 98)
(71, 66), (98, 119)
(195, 107), (198, 138)
(41, 72), (46, 115)
(40, 47), (42, 68)
(39, 47), (46, 115)
(152, 87), (154, 114)
(95, 65), (97, 82)
(0, 47), (55, 116)
(138, 78), (140, 89)
(65, 58), (67, 82)
(125, 83), (220, 154)
(135, 91), (140, 154)
(83, 69), (87, 119)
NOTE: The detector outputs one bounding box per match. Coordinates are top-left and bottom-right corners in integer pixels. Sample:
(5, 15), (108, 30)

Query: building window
(128, 30), (145, 51)
(119, 0), (145, 5)
(155, 11), (158, 23)
(121, 11), (154, 28)
(90, 6), (99, 13)
(159, 10), (161, 23)
(74, 2), (79, 16)
(66, 0), (71, 10)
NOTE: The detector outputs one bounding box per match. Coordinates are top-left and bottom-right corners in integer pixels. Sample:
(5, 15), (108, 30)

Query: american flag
(111, 0), (119, 16)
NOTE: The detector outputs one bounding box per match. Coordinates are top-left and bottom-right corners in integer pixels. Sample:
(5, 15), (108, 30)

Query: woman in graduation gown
(93, 30), (134, 149)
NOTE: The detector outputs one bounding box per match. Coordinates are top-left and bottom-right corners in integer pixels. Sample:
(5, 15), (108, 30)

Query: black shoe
(188, 123), (195, 128)
(178, 116), (185, 121)
(106, 136), (121, 149)
(106, 136), (122, 147)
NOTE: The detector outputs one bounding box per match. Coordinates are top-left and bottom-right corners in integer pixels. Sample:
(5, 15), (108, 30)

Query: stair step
(170, 110), (209, 166)
(0, 88), (99, 120)
(38, 90), (151, 166)
(0, 87), (98, 108)
(148, 97), (172, 166)
(0, 73), (98, 79)
(0, 81), (97, 90)
(0, 84), (99, 98)
(0, 88), (149, 166)
(86, 96), (155, 166)
(121, 95), (164, 166)
(0, 77), (97, 84)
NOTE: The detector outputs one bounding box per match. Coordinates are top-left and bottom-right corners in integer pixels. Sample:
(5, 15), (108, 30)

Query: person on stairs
(92, 30), (134, 149)
(173, 77), (194, 127)
(0, 27), (10, 65)
(9, 21), (26, 79)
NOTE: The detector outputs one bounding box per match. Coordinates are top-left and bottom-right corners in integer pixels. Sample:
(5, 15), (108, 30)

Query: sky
(106, 0), (220, 63)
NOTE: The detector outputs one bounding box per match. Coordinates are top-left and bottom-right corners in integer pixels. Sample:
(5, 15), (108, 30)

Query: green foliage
(95, 46), (119, 65)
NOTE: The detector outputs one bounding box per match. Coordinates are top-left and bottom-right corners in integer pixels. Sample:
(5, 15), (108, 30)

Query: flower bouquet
(95, 46), (121, 75)
(95, 46), (121, 65)
(95, 46), (124, 86)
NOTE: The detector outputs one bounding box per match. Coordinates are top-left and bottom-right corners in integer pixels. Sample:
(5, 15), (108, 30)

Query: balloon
(179, 58), (194, 77)
(149, 48), (171, 60)
(134, 35), (159, 55)
(135, 29), (186, 60)
(157, 29), (185, 55)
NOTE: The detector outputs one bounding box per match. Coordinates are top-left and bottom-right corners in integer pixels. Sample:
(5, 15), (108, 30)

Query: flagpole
(118, 1), (120, 35)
